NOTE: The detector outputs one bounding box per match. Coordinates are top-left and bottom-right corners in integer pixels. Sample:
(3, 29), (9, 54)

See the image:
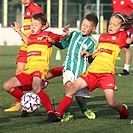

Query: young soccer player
(4, 0), (63, 112)
(112, 0), (133, 76)
(3, 13), (65, 117)
(44, 12), (132, 122)
(52, 13), (98, 122)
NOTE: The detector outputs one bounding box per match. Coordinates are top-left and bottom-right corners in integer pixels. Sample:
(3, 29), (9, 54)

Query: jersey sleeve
(119, 31), (128, 48)
(60, 31), (74, 48)
(48, 32), (61, 42)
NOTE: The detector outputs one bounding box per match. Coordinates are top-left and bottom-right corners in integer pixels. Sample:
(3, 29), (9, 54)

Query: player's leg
(75, 88), (96, 120)
(4, 62), (26, 112)
(104, 89), (130, 119)
(32, 76), (54, 115)
(40, 67), (63, 89)
(119, 46), (132, 76)
(45, 77), (88, 122)
(47, 66), (63, 79)
(3, 76), (24, 112)
(61, 81), (74, 122)
(4, 47), (27, 112)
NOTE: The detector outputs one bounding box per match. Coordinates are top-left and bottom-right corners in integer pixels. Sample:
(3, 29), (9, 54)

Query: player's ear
(92, 26), (96, 32)
(42, 25), (46, 30)
(119, 27), (124, 31)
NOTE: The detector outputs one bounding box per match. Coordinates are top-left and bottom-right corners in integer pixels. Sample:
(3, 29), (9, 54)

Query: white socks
(124, 64), (130, 72)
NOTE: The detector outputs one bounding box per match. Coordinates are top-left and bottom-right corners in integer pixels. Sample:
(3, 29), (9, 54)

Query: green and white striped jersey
(61, 31), (97, 78)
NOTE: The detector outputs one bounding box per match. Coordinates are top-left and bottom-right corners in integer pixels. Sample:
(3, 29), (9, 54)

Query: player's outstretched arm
(11, 22), (28, 44)
(60, 24), (70, 40)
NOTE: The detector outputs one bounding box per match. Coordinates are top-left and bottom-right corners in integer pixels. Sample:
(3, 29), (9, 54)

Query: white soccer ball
(20, 92), (41, 113)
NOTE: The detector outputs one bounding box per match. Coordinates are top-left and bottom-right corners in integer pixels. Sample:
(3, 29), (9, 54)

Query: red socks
(15, 98), (20, 103)
(37, 89), (54, 114)
(119, 105), (130, 117)
(55, 96), (72, 117)
(49, 67), (63, 78)
(10, 87), (24, 100)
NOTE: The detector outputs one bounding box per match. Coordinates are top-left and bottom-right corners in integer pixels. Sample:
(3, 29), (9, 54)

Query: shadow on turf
(0, 117), (11, 123)
(50, 95), (132, 120)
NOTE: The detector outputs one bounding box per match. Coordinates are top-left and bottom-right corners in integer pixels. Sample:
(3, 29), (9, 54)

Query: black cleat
(120, 115), (128, 119)
(44, 113), (61, 123)
(21, 110), (29, 117)
(118, 69), (129, 76)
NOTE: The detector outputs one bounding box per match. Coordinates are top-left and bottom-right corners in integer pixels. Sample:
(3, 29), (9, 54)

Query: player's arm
(53, 41), (64, 49)
(60, 24), (70, 40)
(80, 49), (100, 63)
(45, 36), (64, 49)
(11, 22), (28, 44)
(80, 50), (93, 63)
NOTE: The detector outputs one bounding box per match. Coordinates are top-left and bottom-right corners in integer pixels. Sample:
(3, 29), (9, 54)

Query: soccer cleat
(120, 104), (130, 119)
(41, 80), (49, 89)
(4, 103), (21, 112)
(84, 109), (96, 119)
(118, 69), (129, 76)
(44, 113), (61, 123)
(21, 110), (29, 117)
(61, 112), (73, 122)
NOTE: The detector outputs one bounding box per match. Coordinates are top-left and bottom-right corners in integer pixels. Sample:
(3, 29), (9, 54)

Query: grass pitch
(0, 46), (133, 133)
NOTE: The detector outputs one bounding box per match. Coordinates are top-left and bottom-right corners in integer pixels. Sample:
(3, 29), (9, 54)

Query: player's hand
(92, 49), (100, 58)
(45, 36), (55, 44)
(11, 22), (22, 32)
(80, 50), (91, 57)
(61, 24), (70, 39)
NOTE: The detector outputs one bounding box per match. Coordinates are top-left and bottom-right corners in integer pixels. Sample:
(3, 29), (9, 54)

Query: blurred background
(0, 0), (113, 45)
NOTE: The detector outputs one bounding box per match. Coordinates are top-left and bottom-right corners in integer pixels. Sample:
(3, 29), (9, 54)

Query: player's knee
(32, 86), (40, 94)
(16, 68), (22, 75)
(3, 81), (11, 91)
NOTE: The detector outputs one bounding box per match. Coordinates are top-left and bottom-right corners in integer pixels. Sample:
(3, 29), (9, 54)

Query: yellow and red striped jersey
(21, 2), (43, 51)
(88, 31), (128, 74)
(25, 31), (61, 79)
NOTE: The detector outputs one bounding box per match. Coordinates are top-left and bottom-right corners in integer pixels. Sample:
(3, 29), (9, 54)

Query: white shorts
(63, 70), (90, 98)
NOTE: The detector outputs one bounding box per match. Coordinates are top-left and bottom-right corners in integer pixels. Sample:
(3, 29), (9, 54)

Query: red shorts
(16, 50), (27, 63)
(15, 71), (42, 91)
(80, 72), (115, 92)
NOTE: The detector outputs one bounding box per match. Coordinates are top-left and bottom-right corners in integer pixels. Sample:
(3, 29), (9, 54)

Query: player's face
(21, 0), (33, 7)
(81, 19), (96, 36)
(108, 16), (123, 34)
(30, 18), (44, 35)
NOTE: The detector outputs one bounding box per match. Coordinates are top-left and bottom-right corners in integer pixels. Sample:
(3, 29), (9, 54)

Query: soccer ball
(20, 92), (41, 113)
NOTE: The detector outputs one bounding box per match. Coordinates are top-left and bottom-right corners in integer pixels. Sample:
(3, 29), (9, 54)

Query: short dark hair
(84, 14), (98, 27)
(32, 13), (47, 25)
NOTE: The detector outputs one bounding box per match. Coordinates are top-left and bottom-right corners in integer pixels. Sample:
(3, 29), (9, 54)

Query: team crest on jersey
(83, 44), (88, 49)
(27, 12), (30, 16)
(37, 36), (44, 40)
(112, 36), (116, 40)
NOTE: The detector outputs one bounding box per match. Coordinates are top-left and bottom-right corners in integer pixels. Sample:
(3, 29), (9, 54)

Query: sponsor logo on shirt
(27, 51), (41, 56)
(27, 12), (30, 16)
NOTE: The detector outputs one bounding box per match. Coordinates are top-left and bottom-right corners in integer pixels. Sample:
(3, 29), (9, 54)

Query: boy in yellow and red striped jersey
(3, 13), (66, 117)
(44, 12), (132, 122)
(4, 0), (62, 112)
